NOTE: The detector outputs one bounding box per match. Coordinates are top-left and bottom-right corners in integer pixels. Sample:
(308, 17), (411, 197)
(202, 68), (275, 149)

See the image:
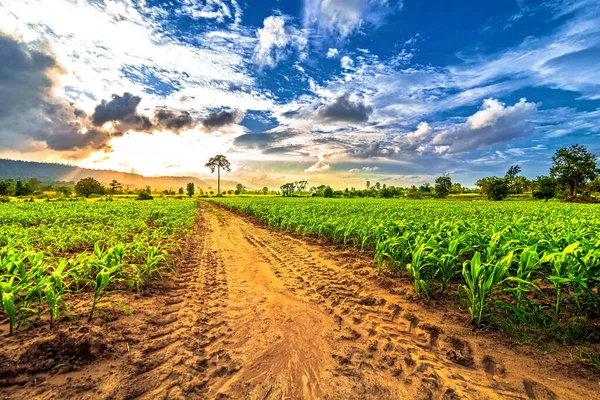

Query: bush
(137, 190), (154, 200)
(88, 193), (103, 198)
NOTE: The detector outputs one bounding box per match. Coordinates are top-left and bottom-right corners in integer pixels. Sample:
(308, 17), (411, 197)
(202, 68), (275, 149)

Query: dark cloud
(153, 109), (196, 133)
(262, 144), (304, 154)
(281, 109), (300, 118)
(0, 33), (112, 154)
(316, 93), (373, 123)
(202, 109), (237, 130)
(349, 142), (391, 158)
(233, 130), (295, 150)
(91, 92), (153, 131)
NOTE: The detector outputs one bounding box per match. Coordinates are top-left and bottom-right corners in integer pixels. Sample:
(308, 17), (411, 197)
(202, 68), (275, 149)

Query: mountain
(0, 159), (234, 190)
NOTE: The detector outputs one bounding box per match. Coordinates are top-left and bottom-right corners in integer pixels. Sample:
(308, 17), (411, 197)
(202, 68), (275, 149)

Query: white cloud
(400, 122), (433, 144)
(305, 160), (331, 172)
(349, 166), (379, 172)
(253, 15), (307, 69)
(340, 55), (354, 69)
(326, 48), (339, 58)
(303, 0), (402, 38)
(253, 16), (289, 68)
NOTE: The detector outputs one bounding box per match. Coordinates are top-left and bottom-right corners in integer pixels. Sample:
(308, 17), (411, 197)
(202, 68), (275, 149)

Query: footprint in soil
(522, 378), (557, 400)
(481, 355), (506, 384)
(443, 336), (474, 367)
(420, 323), (443, 349)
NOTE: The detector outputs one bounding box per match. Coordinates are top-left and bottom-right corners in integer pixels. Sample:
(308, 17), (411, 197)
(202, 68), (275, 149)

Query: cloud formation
(253, 15), (306, 69)
(304, 0), (403, 38)
(432, 98), (537, 153)
(316, 93), (373, 123)
(0, 33), (111, 154)
(202, 109), (239, 131)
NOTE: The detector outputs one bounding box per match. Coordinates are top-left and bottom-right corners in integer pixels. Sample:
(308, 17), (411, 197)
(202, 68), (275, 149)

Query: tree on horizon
(205, 155), (231, 197)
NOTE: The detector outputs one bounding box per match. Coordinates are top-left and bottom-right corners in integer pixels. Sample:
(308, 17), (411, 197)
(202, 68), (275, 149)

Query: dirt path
(1, 206), (598, 399)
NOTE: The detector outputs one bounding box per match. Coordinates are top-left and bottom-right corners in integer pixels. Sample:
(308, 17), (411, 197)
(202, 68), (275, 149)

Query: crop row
(211, 197), (600, 335)
(0, 199), (198, 335)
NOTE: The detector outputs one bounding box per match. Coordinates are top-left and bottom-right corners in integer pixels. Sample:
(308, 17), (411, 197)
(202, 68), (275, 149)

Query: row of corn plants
(0, 199), (198, 335)
(211, 197), (600, 333)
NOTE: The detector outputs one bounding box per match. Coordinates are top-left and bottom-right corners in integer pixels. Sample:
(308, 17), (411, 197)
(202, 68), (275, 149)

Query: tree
(280, 183), (295, 197)
(262, 187), (268, 195)
(109, 179), (122, 193)
(295, 180), (308, 196)
(186, 182), (195, 197)
(550, 145), (599, 197)
(0, 180), (10, 196)
(178, 187), (184, 195)
(366, 181), (371, 190)
(205, 155), (231, 196)
(374, 182), (381, 191)
(406, 185), (421, 199)
(323, 186), (334, 198)
(434, 174), (452, 198)
(476, 177), (509, 201)
(74, 177), (104, 198)
(504, 165), (522, 194)
(533, 176), (556, 201)
(137, 186), (153, 200)
(55, 186), (72, 197)
(236, 183), (245, 193)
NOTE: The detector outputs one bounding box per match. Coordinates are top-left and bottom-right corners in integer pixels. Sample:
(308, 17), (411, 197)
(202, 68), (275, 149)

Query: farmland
(211, 197), (600, 339)
(0, 199), (198, 334)
(1, 197), (600, 399)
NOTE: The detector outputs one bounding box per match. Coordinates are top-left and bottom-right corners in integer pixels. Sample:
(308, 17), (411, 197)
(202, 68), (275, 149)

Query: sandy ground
(1, 205), (599, 399)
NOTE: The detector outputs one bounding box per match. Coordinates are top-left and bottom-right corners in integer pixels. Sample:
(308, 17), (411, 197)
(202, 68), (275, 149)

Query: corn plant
(459, 252), (513, 326)
(88, 265), (131, 322)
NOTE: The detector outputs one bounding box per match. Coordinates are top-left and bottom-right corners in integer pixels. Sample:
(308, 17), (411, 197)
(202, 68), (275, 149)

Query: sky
(0, 0), (599, 188)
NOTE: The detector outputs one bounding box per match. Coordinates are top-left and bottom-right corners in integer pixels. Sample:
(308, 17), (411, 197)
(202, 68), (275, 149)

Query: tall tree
(262, 186), (269, 195)
(280, 183), (295, 197)
(186, 182), (195, 197)
(295, 180), (308, 196)
(109, 179), (122, 193)
(434, 174), (452, 198)
(550, 145), (599, 197)
(205, 155), (231, 197)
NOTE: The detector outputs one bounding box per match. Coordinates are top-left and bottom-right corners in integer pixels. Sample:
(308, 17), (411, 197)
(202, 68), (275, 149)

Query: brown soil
(1, 205), (599, 399)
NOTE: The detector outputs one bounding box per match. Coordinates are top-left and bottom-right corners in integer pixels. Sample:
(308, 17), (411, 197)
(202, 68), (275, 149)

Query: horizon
(1, 0), (599, 188)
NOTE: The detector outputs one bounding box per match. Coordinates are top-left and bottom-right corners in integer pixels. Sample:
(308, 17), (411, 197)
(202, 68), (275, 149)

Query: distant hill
(0, 159), (234, 190)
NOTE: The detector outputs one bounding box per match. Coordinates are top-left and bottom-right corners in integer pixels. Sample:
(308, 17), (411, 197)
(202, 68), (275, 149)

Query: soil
(1, 204), (599, 399)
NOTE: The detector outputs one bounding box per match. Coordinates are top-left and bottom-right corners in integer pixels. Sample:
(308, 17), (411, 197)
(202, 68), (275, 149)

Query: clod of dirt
(18, 328), (109, 374)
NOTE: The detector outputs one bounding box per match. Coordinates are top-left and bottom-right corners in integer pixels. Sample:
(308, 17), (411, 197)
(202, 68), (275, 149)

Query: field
(1, 197), (600, 399)
(0, 199), (198, 334)
(211, 197), (600, 339)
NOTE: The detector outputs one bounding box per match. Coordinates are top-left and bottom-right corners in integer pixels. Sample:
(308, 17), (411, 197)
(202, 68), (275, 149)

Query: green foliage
(533, 175), (557, 201)
(0, 199), (197, 334)
(186, 182), (195, 197)
(434, 175), (452, 198)
(75, 177), (105, 198)
(551, 144), (599, 197)
(476, 176), (509, 201)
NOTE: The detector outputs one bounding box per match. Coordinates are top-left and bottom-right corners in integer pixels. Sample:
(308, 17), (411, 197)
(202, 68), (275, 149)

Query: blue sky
(0, 0), (599, 187)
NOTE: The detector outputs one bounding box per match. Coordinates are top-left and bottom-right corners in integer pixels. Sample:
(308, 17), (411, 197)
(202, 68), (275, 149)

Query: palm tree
(205, 155), (231, 196)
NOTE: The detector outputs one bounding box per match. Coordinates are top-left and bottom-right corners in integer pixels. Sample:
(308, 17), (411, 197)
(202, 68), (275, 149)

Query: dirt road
(2, 206), (598, 399)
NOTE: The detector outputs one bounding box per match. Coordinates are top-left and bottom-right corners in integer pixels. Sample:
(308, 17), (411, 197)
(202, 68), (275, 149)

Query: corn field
(212, 197), (600, 335)
(0, 199), (198, 335)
